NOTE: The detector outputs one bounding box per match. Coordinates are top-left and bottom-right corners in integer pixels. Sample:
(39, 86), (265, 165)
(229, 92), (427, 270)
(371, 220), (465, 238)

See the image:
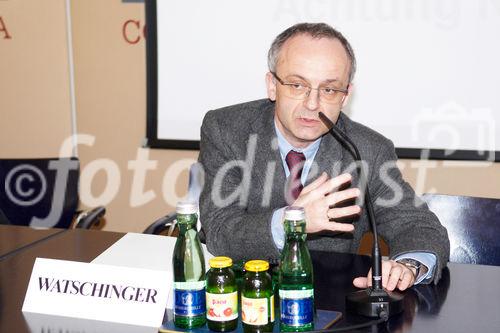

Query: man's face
(266, 34), (352, 148)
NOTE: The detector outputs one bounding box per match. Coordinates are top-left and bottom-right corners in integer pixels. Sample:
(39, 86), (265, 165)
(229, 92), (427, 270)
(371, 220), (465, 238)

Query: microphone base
(346, 287), (404, 317)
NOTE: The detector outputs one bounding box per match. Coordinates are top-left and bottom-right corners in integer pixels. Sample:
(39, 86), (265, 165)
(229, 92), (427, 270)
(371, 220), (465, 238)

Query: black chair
(143, 213), (178, 236)
(144, 162), (203, 236)
(0, 207), (10, 225)
(0, 157), (105, 229)
(422, 193), (500, 266)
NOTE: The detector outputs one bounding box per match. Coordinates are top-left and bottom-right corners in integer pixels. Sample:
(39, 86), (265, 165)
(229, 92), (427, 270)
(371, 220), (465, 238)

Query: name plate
(22, 258), (170, 327)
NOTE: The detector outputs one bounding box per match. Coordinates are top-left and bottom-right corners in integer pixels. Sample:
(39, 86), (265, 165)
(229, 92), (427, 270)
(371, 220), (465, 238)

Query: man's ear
(342, 82), (354, 108)
(266, 72), (277, 101)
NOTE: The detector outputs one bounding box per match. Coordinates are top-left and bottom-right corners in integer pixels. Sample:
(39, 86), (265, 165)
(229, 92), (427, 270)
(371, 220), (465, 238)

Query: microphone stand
(318, 112), (404, 318)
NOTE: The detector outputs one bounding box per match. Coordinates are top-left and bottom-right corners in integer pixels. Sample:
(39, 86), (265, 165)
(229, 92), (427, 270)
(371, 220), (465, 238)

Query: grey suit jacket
(199, 99), (449, 283)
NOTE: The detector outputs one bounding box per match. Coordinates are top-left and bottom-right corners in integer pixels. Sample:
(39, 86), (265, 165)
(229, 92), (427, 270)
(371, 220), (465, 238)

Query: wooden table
(0, 225), (65, 260)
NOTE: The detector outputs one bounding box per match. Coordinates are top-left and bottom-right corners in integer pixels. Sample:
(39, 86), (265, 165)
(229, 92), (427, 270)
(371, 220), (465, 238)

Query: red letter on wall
(0, 17), (12, 39)
(122, 20), (140, 44)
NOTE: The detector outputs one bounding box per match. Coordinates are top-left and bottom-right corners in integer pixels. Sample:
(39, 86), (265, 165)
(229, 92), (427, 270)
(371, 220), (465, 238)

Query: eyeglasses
(271, 72), (348, 103)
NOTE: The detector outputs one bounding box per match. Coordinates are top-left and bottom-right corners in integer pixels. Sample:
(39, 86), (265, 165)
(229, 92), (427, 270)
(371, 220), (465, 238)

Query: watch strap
(397, 258), (422, 279)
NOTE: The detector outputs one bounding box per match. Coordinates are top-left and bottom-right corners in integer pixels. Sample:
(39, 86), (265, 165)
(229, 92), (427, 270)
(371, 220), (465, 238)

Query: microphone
(318, 112), (404, 318)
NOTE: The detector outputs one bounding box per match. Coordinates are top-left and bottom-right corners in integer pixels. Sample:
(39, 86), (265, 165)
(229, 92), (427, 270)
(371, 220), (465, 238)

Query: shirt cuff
(271, 207), (286, 250)
(394, 252), (437, 285)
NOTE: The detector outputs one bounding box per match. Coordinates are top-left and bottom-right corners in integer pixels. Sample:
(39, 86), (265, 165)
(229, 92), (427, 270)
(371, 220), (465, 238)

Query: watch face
(399, 259), (421, 278)
(401, 259), (421, 268)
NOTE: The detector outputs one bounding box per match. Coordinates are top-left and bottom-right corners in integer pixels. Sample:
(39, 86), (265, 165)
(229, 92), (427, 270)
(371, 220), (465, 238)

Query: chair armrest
(143, 213), (177, 236)
(74, 206), (106, 229)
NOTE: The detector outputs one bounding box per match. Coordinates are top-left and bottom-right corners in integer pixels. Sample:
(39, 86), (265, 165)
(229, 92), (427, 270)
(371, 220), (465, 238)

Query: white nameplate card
(22, 258), (170, 327)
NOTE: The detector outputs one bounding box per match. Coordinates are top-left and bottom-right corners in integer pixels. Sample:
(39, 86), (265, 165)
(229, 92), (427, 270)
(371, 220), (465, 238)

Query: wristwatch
(397, 258), (422, 279)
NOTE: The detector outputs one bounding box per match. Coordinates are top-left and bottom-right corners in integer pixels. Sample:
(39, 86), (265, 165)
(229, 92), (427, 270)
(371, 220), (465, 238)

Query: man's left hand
(352, 259), (416, 291)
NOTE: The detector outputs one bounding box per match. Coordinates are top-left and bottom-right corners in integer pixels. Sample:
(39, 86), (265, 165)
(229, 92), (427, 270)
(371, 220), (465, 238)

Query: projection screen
(146, 0), (500, 161)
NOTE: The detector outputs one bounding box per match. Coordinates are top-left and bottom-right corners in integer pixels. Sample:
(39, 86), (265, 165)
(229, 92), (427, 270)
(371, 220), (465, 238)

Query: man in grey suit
(199, 23), (449, 291)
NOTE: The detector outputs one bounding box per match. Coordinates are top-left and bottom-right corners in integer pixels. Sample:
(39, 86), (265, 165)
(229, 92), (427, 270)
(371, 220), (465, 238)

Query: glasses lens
(275, 74), (347, 103)
(319, 88), (345, 103)
(283, 83), (309, 100)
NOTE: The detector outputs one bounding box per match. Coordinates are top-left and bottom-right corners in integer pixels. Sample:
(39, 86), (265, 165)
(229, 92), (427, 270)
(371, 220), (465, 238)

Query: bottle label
(242, 295), (274, 325)
(206, 291), (238, 321)
(279, 289), (314, 326)
(173, 281), (206, 317)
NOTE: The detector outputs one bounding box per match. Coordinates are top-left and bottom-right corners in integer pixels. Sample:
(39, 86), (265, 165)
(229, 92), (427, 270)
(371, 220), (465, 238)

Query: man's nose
(304, 88), (320, 111)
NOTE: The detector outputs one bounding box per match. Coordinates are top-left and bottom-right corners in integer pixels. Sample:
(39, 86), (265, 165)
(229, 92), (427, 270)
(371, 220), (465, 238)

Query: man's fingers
(381, 261), (392, 288)
(327, 205), (361, 219)
(323, 221), (354, 233)
(315, 173), (352, 196)
(397, 269), (414, 291)
(294, 173), (329, 206)
(301, 172), (329, 195)
(325, 188), (360, 207)
(386, 265), (403, 291)
(355, 262), (416, 291)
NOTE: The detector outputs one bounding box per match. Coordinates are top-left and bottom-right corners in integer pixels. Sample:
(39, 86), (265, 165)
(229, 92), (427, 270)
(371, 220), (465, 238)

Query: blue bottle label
(174, 281), (206, 317)
(279, 289), (314, 326)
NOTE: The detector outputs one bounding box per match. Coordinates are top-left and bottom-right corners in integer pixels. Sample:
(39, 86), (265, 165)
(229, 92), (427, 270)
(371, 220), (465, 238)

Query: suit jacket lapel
(305, 114), (346, 186)
(250, 102), (287, 208)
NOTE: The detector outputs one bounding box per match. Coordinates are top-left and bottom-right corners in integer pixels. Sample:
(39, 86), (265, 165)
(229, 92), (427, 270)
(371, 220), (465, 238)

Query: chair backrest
(0, 158), (80, 229)
(188, 162), (204, 231)
(144, 162), (204, 236)
(421, 193), (500, 266)
(187, 162), (204, 204)
(0, 206), (10, 225)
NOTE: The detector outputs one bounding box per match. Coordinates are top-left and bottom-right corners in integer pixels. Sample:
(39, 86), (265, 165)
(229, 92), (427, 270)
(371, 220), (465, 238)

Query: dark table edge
(0, 228), (68, 261)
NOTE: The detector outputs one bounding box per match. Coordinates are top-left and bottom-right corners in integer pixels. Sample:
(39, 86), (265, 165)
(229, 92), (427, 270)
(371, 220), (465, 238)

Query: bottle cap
(176, 201), (198, 214)
(284, 206), (305, 221)
(244, 260), (269, 272)
(209, 256), (233, 268)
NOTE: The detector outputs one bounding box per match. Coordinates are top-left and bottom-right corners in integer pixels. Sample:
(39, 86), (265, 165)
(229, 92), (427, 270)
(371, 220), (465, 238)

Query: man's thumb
(352, 277), (369, 289)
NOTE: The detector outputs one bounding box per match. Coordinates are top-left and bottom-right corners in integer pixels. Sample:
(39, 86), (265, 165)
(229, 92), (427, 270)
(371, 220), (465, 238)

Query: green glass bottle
(242, 260), (275, 333)
(172, 201), (206, 329)
(206, 257), (238, 332)
(279, 206), (314, 332)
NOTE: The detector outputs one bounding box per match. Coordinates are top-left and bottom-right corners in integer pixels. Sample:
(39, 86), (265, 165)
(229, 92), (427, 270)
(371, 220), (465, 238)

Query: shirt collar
(274, 119), (322, 161)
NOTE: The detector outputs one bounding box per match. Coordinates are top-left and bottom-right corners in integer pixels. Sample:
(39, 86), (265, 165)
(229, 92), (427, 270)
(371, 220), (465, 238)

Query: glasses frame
(271, 71), (349, 103)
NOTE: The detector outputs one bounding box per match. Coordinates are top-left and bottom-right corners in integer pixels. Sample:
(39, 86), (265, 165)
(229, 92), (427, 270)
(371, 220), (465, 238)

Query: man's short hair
(268, 22), (357, 83)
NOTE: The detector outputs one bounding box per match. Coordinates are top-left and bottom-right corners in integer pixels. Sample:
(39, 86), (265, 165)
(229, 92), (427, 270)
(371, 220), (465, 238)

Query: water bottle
(279, 206), (314, 332)
(172, 201), (206, 328)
